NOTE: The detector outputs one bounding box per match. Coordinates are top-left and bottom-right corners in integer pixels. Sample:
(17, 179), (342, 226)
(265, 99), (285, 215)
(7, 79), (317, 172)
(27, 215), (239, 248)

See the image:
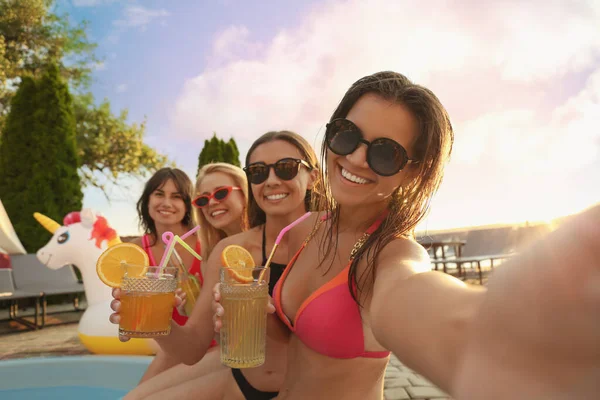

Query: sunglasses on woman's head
(325, 118), (419, 176)
(244, 158), (312, 185)
(192, 186), (242, 208)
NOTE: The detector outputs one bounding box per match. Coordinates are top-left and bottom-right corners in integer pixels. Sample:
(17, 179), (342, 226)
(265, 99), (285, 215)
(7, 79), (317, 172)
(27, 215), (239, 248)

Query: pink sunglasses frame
(192, 186), (242, 208)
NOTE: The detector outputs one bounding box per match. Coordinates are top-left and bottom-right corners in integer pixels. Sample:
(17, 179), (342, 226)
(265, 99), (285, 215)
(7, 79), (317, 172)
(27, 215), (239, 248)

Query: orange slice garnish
(221, 245), (255, 283)
(96, 243), (149, 287)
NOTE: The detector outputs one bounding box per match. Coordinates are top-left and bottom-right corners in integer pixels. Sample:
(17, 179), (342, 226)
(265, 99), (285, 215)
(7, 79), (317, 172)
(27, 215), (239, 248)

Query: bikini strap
(141, 234), (158, 266)
(261, 225), (267, 264)
(141, 234), (149, 249)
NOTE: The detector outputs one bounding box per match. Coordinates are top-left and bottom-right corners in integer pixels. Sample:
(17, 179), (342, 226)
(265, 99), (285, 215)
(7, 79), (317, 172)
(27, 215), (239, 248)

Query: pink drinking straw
(258, 212), (312, 282)
(157, 226), (201, 273)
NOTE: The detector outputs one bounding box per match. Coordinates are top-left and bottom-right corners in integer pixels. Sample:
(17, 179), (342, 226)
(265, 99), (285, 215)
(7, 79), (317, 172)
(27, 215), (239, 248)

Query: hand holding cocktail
(97, 243), (179, 340)
(99, 228), (202, 341)
(213, 212), (312, 367)
(217, 245), (270, 368)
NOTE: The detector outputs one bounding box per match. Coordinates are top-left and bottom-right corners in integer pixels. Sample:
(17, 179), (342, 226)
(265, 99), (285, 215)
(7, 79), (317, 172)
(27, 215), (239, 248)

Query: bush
(0, 64), (83, 252)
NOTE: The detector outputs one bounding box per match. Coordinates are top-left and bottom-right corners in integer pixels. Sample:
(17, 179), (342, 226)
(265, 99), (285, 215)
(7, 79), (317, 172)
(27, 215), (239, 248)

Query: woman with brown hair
(131, 167), (198, 288)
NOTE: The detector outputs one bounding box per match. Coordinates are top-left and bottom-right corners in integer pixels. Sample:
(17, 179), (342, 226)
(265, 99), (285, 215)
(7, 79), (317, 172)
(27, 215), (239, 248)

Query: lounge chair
(9, 254), (85, 327)
(0, 268), (44, 330)
(432, 227), (516, 284)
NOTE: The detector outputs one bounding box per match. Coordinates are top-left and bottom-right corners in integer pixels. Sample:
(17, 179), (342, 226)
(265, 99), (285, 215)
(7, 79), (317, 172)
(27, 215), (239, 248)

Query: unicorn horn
(33, 212), (61, 234)
(107, 236), (122, 247)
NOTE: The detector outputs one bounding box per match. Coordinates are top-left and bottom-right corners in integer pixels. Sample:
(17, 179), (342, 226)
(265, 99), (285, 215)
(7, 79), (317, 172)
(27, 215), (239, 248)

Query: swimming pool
(0, 356), (152, 399)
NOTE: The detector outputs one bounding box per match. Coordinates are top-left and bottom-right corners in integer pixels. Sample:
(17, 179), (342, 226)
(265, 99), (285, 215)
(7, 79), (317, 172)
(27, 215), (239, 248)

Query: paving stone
(384, 356), (453, 398)
(388, 357), (403, 368)
(384, 387), (411, 400)
(408, 375), (435, 387)
(383, 377), (410, 388)
(396, 364), (417, 374)
(387, 371), (419, 381)
(385, 368), (402, 377)
(406, 385), (449, 398)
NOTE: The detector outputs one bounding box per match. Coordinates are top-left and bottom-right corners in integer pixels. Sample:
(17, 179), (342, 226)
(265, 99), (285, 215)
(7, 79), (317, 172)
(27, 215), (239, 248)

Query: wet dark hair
(245, 131), (324, 228)
(136, 167), (194, 244)
(319, 71), (454, 306)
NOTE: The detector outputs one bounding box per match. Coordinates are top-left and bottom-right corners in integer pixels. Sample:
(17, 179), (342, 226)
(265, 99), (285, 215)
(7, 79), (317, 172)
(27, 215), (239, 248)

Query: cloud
(114, 6), (170, 30)
(454, 68), (600, 172)
(208, 26), (263, 67)
(116, 83), (128, 93)
(170, 0), (600, 227)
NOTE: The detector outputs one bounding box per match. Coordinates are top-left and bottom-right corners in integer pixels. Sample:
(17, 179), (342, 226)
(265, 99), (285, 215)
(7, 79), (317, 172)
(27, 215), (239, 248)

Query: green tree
(0, 64), (83, 252)
(223, 138), (240, 167)
(197, 133), (241, 176)
(0, 0), (168, 191)
(0, 0), (96, 116)
(74, 93), (169, 193)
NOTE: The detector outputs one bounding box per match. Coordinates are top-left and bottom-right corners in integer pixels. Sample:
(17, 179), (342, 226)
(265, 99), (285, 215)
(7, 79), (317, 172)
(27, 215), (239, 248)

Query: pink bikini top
(273, 214), (390, 359)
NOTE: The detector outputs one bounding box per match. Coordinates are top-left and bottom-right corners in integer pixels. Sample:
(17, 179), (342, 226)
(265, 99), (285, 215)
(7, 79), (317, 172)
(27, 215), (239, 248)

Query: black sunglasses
(244, 158), (312, 185)
(192, 186), (241, 208)
(325, 118), (419, 176)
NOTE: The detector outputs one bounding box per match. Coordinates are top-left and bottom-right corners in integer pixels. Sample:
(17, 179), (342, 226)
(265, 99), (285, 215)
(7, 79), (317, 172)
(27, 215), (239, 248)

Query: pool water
(1, 386), (126, 399)
(0, 356), (152, 400)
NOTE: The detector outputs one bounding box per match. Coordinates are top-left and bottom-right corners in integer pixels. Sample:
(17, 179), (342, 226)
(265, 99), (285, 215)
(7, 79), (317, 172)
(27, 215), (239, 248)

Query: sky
(54, 0), (600, 236)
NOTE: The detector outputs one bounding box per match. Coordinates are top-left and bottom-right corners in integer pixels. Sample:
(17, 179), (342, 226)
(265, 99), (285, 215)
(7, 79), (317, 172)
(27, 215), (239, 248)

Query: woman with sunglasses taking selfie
(118, 131), (323, 400)
(212, 72), (600, 399)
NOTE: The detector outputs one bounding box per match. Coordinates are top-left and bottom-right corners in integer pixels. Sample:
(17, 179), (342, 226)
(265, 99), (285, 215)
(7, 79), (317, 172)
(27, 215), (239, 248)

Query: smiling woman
(194, 163), (249, 261)
(132, 167), (196, 269)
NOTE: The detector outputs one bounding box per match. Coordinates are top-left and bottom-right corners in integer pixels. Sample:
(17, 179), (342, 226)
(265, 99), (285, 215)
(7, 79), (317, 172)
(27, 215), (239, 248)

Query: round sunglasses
(244, 158), (312, 185)
(325, 118), (419, 176)
(192, 186), (242, 208)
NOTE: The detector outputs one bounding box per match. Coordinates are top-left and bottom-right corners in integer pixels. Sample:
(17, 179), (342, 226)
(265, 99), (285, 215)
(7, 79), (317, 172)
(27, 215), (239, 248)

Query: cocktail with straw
(96, 227), (202, 338)
(160, 226), (203, 316)
(219, 212), (312, 368)
(118, 263), (178, 338)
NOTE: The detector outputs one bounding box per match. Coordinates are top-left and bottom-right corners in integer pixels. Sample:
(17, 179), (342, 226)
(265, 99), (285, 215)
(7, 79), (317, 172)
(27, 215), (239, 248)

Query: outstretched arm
(453, 205), (600, 399)
(369, 241), (484, 393)
(371, 205), (600, 399)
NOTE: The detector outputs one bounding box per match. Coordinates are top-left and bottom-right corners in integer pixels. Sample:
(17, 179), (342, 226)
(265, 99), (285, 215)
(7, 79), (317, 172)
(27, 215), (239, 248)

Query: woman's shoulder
(130, 236), (144, 247)
(208, 227), (263, 265)
(296, 211), (327, 235)
(376, 236), (431, 273)
(216, 226), (262, 248)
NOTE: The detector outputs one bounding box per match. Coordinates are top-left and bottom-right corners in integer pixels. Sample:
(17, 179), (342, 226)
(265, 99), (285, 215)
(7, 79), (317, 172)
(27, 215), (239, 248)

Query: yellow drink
(220, 267), (269, 368)
(167, 248), (201, 316)
(119, 265), (178, 338)
(178, 274), (201, 316)
(120, 292), (175, 337)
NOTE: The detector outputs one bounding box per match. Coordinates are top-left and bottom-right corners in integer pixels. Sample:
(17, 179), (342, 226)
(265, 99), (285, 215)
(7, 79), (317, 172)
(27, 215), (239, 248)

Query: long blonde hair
(194, 163), (249, 259)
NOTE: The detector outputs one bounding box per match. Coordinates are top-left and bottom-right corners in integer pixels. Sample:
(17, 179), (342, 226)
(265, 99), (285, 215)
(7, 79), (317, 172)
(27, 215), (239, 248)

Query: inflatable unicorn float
(34, 209), (157, 355)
